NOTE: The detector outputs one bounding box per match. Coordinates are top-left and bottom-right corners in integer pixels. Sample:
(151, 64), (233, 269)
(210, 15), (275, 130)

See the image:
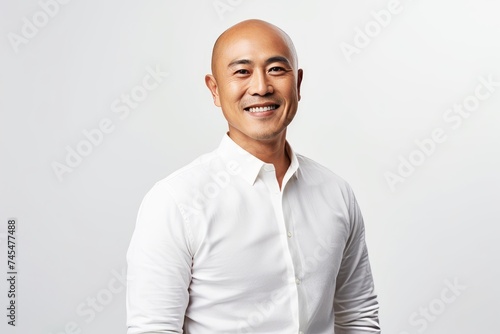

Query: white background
(1, 0), (499, 333)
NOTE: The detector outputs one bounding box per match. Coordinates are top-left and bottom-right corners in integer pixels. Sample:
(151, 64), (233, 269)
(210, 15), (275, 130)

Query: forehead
(216, 29), (295, 67)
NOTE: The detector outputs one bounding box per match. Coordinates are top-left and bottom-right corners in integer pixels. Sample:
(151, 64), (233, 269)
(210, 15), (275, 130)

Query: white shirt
(126, 134), (380, 334)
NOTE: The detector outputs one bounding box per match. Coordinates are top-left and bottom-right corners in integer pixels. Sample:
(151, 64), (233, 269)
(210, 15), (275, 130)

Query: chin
(248, 128), (286, 141)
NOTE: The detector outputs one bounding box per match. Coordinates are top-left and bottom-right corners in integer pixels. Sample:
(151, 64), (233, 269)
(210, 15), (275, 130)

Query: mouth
(244, 104), (280, 113)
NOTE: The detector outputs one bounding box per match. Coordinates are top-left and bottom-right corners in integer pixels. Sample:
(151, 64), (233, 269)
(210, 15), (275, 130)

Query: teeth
(247, 105), (277, 113)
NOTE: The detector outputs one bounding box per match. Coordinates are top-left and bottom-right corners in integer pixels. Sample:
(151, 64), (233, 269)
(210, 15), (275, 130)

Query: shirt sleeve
(334, 186), (380, 333)
(126, 183), (193, 334)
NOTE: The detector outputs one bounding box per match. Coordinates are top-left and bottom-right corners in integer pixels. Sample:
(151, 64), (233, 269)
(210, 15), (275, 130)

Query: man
(127, 19), (380, 333)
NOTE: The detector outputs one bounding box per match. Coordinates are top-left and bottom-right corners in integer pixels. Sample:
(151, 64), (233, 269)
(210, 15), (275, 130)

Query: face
(205, 24), (303, 144)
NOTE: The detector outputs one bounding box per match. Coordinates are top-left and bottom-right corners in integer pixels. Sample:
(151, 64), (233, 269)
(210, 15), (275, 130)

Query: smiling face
(205, 20), (303, 145)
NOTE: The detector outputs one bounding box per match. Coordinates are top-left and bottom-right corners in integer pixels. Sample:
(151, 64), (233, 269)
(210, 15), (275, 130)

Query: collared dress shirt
(127, 134), (380, 334)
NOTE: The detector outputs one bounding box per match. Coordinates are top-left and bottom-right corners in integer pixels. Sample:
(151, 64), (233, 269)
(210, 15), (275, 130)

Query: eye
(269, 67), (285, 72)
(234, 69), (249, 75)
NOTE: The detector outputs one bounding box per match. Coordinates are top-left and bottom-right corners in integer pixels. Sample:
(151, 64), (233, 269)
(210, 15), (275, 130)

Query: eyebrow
(227, 56), (292, 68)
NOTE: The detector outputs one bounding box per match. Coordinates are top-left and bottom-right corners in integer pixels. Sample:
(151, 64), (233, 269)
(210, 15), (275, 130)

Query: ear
(296, 69), (303, 101)
(205, 74), (221, 107)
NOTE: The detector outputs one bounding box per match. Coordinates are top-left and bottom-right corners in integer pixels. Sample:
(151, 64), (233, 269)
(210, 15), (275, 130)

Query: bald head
(204, 19), (303, 145)
(210, 19), (298, 76)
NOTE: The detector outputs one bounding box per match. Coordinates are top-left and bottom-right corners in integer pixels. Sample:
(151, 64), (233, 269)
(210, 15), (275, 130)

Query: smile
(245, 105), (279, 113)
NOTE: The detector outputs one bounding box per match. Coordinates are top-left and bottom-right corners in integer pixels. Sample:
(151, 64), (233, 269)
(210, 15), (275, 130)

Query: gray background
(1, 0), (499, 333)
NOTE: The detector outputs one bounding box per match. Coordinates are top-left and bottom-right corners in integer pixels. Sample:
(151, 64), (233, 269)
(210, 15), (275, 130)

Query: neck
(227, 130), (291, 189)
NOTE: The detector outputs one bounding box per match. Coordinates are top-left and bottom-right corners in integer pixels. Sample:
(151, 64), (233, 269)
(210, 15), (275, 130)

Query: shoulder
(147, 148), (225, 198)
(162, 150), (218, 181)
(296, 154), (352, 190)
(295, 153), (357, 205)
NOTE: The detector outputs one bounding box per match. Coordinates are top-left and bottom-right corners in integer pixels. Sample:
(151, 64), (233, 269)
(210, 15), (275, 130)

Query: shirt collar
(217, 133), (299, 186)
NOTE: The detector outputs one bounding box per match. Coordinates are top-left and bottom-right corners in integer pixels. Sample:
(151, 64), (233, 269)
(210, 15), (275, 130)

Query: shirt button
(287, 231), (292, 238)
(295, 278), (301, 285)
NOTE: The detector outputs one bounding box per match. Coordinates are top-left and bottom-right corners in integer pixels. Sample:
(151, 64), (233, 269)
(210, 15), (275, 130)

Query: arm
(334, 187), (380, 333)
(126, 183), (192, 334)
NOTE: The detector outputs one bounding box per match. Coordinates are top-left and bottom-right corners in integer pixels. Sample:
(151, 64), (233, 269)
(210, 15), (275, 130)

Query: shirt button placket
(264, 165), (301, 330)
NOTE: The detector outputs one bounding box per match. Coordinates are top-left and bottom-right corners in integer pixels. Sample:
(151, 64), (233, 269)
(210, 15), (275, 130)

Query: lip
(244, 104), (280, 118)
(244, 102), (279, 110)
(243, 103), (280, 116)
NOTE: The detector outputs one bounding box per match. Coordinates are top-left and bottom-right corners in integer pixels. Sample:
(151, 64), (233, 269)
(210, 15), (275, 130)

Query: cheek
(276, 78), (298, 95)
(223, 80), (246, 100)
(219, 86), (246, 116)
(282, 86), (300, 108)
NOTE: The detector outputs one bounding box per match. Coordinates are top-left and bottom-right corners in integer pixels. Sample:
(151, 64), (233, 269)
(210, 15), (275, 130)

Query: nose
(248, 70), (273, 96)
